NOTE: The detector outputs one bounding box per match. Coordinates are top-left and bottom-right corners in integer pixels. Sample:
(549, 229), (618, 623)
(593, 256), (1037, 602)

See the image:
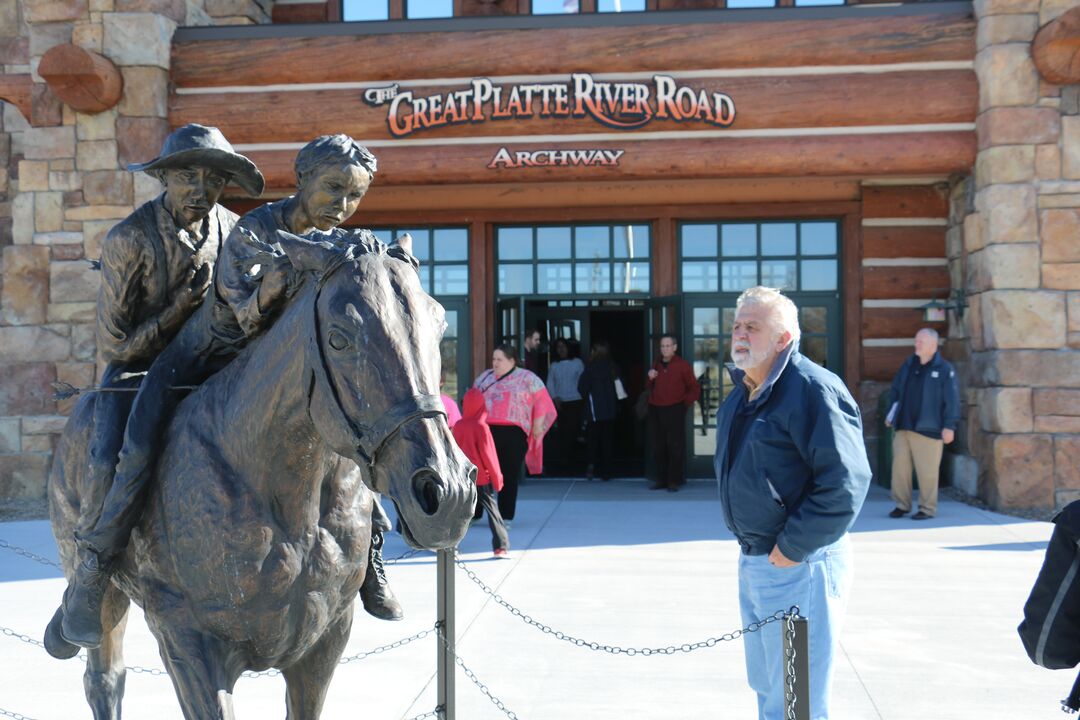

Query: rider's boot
(43, 602), (79, 659)
(59, 542), (114, 649)
(359, 530), (404, 621)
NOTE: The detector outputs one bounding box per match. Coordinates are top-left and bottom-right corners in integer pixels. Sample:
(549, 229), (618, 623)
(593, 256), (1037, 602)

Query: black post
(437, 549), (455, 720)
(781, 613), (810, 720)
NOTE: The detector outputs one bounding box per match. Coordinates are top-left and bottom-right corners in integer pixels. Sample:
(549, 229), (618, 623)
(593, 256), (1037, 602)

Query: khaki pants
(891, 429), (944, 516)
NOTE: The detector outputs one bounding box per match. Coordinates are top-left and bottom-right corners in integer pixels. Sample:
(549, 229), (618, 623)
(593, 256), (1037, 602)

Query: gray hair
(735, 286), (802, 346)
(294, 134), (378, 188)
(916, 327), (940, 343)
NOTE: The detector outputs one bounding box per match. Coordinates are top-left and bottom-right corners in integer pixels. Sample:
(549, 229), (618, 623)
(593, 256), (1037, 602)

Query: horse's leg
(282, 604), (355, 720)
(153, 624), (239, 720)
(83, 584), (129, 720)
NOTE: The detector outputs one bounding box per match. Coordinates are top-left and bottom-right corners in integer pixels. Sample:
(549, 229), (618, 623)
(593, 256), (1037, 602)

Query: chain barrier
(784, 610), (798, 720)
(455, 552), (789, 656)
(0, 539), (61, 569)
(404, 708), (441, 720)
(435, 622), (520, 720)
(0, 707), (36, 720)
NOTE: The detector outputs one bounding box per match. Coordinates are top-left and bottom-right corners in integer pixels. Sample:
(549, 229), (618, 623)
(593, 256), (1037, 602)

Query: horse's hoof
(43, 606), (80, 660)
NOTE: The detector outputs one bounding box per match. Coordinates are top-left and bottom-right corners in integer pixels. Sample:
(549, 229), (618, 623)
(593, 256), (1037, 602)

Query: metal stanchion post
(782, 612), (809, 720)
(437, 549), (455, 720)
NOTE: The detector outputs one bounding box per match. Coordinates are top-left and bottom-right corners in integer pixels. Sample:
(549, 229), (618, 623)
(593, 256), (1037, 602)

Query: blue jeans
(738, 535), (853, 720)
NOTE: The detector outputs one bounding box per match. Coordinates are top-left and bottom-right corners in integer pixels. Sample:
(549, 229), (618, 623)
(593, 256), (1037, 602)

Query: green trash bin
(876, 392), (917, 491)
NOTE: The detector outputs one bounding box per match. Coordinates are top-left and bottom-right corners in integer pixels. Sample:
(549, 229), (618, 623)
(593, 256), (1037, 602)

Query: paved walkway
(0, 479), (1063, 719)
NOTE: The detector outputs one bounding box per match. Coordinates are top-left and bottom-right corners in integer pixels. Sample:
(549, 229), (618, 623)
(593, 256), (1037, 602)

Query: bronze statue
(44, 123), (264, 652)
(48, 229), (476, 718)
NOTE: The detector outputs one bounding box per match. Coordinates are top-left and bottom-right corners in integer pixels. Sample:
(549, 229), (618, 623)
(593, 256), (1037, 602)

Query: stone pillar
(958, 0), (1080, 509)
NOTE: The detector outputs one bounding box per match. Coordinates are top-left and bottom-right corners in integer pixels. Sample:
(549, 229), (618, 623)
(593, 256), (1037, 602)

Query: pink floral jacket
(473, 367), (557, 474)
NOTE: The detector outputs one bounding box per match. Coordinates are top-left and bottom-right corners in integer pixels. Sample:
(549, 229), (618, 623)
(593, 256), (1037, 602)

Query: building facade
(1, 0), (1078, 506)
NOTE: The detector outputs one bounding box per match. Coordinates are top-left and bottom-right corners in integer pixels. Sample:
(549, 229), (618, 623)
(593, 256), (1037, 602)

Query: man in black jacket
(884, 328), (960, 520)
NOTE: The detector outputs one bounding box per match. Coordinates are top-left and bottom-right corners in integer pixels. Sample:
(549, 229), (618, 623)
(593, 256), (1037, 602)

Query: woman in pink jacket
(452, 388), (509, 556)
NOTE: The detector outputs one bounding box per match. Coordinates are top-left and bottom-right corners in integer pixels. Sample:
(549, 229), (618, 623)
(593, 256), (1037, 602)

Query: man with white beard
(713, 286), (871, 720)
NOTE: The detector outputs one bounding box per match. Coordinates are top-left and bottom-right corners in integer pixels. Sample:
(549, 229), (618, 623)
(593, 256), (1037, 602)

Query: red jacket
(451, 388), (504, 491)
(647, 354), (701, 407)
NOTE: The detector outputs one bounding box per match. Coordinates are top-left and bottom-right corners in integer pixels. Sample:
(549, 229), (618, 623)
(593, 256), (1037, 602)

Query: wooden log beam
(38, 44), (123, 114)
(240, 131), (976, 190)
(861, 307), (946, 339)
(1033, 6), (1080, 84)
(172, 11), (975, 88)
(862, 226), (946, 258)
(861, 265), (951, 299)
(171, 70), (976, 146)
(0, 74), (32, 121)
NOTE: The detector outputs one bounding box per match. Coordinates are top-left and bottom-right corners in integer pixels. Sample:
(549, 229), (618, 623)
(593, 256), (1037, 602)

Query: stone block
(117, 117), (168, 168)
(103, 14), (175, 68)
(48, 170), (81, 191)
(1037, 144), (1062, 180)
(17, 160), (48, 191)
(1064, 117), (1080, 179)
(23, 0), (88, 23)
(1070, 293), (1080, 332)
(83, 219), (115, 260)
(966, 244), (1040, 291)
(1041, 0), (1080, 24)
(976, 108), (1059, 149)
(0, 0), (18, 37)
(51, 244), (83, 261)
(47, 301), (96, 322)
(89, 0), (113, 10)
(0, 454), (51, 500)
(990, 433), (1054, 508)
(964, 211), (985, 252)
(33, 231), (82, 245)
(976, 13), (1038, 48)
(1040, 194), (1080, 209)
(71, 22), (103, 53)
(49, 260), (99, 303)
(12, 193), (33, 245)
(1056, 436), (1080, 489)
(977, 349), (1080, 387)
(1042, 209), (1080, 263)
(1064, 86), (1080, 116)
(65, 205), (129, 222)
(116, 0), (186, 21)
(21, 415), (67, 434)
(976, 145), (1036, 186)
(975, 44), (1040, 110)
(75, 140), (117, 171)
(1044, 263), (1080, 290)
(946, 452), (980, 496)
(75, 107), (117, 141)
(30, 82), (63, 127)
(21, 126), (74, 161)
(62, 190), (84, 208)
(0, 363), (57, 415)
(82, 170), (132, 206)
(1, 245), (50, 325)
(0, 326), (70, 363)
(132, 172), (161, 206)
(117, 66), (168, 117)
(0, 418), (20, 454)
(34, 191), (62, 233)
(55, 361), (95, 391)
(974, 0), (1040, 15)
(21, 435), (53, 453)
(976, 184), (1037, 244)
(70, 323), (96, 361)
(48, 159), (75, 171)
(966, 290), (985, 351)
(982, 290), (1066, 348)
(979, 386), (1034, 432)
(1037, 415), (1080, 431)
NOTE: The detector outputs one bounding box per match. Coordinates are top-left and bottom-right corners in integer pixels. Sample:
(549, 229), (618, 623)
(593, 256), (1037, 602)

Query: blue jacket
(714, 343), (872, 562)
(887, 352), (960, 438)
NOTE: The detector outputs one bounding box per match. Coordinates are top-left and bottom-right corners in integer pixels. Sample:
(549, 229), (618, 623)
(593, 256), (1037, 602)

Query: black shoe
(888, 508), (908, 518)
(44, 602), (79, 659)
(360, 531), (404, 621)
(911, 511), (933, 521)
(667, 486), (678, 493)
(60, 545), (112, 649)
(650, 482), (667, 491)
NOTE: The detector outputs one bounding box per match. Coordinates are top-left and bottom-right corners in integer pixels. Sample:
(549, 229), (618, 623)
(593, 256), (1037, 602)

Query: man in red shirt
(646, 334), (701, 492)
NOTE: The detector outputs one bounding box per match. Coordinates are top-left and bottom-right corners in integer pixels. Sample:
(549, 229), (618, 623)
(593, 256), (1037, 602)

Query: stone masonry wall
(960, 0), (1080, 509)
(0, 0), (274, 501)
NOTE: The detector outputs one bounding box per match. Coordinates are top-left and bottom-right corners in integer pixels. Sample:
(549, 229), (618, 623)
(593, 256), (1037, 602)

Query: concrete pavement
(0, 479), (1063, 719)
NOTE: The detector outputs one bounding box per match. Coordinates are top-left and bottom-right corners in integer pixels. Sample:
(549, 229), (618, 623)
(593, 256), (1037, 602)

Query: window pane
(761, 223), (796, 256)
(533, 0), (578, 12)
(613, 261), (649, 293)
(440, 337), (458, 398)
(343, 0), (389, 20)
(443, 308), (458, 338)
(575, 226), (609, 260)
(682, 224), (718, 257)
(761, 259), (796, 290)
(399, 229), (430, 262)
(721, 260), (757, 292)
(723, 307), (736, 335)
(575, 262), (611, 293)
(682, 261), (718, 292)
(795, 0), (843, 6)
(433, 264), (468, 295)
(538, 263), (573, 294)
(598, 0), (645, 10)
(721, 224), (756, 257)
(433, 228), (467, 261)
(537, 226), (572, 259)
(499, 264), (533, 294)
(498, 227), (533, 260)
(801, 222), (838, 255)
(801, 306), (827, 334)
(419, 272), (431, 295)
(371, 228), (392, 244)
(802, 336), (827, 367)
(407, 0), (452, 17)
(693, 307), (720, 336)
(800, 259), (838, 291)
(613, 224), (650, 259)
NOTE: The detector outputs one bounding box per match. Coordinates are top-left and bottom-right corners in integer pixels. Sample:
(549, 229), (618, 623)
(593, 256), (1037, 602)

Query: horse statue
(48, 233), (477, 719)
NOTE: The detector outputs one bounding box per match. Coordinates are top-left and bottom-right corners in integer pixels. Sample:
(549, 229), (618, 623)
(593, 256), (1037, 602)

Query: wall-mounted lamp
(920, 289), (967, 323)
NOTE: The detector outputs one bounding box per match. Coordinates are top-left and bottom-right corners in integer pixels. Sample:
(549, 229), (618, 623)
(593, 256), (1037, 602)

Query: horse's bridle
(302, 253), (446, 491)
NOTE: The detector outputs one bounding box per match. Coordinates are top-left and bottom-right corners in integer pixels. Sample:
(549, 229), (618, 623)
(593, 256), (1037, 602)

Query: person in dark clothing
(884, 328), (960, 520)
(646, 334), (700, 492)
(1020, 500), (1080, 713)
(578, 341), (619, 482)
(453, 388), (510, 557)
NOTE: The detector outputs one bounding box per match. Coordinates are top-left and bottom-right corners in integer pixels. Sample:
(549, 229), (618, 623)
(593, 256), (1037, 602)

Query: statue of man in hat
(44, 124), (264, 654)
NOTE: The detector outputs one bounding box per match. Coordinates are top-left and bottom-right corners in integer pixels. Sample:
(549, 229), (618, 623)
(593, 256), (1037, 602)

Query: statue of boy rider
(44, 124), (264, 655)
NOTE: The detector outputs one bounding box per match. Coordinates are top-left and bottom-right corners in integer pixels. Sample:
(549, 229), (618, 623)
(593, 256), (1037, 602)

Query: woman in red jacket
(452, 388), (510, 557)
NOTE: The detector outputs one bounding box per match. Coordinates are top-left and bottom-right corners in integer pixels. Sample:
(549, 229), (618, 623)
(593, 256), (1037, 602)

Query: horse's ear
(275, 229), (340, 273)
(392, 232), (413, 256)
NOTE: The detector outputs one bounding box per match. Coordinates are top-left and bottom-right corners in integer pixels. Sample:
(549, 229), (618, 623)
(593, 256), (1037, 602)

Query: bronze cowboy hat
(127, 123), (265, 197)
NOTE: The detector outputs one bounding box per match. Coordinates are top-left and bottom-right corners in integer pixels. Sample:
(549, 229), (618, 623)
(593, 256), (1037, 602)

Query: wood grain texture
(0, 74), (32, 121)
(240, 132), (976, 190)
(862, 185), (949, 218)
(861, 307), (946, 339)
(38, 44), (123, 114)
(860, 265), (950, 299)
(862, 344), (912, 381)
(170, 70), (976, 145)
(1033, 6), (1080, 84)
(271, 2), (329, 23)
(862, 226), (946, 258)
(171, 11), (975, 88)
